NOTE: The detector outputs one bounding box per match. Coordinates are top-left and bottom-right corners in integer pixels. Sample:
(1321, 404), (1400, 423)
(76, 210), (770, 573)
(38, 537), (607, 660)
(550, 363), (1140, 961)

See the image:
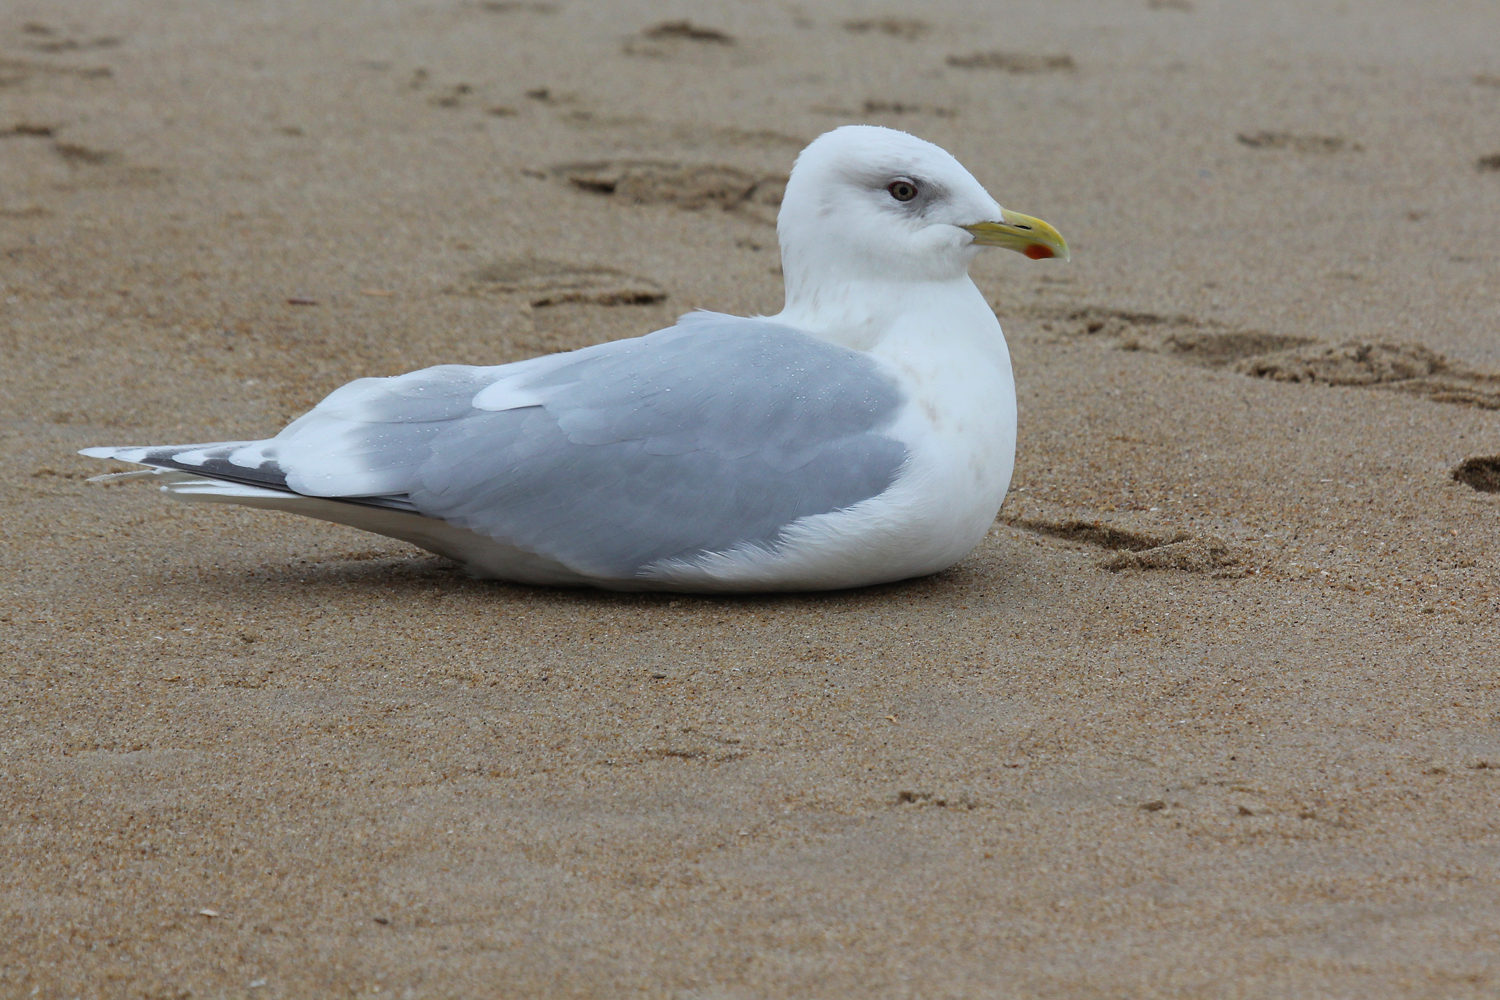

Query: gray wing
(410, 313), (908, 577)
(93, 313), (910, 579)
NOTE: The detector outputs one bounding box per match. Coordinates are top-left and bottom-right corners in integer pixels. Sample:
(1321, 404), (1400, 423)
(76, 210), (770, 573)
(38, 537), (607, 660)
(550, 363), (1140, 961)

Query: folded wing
(85, 313), (910, 580)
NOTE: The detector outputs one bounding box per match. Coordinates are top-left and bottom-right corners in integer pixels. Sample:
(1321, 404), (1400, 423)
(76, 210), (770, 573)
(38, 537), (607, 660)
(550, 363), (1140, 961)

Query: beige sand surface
(4, 0), (1500, 996)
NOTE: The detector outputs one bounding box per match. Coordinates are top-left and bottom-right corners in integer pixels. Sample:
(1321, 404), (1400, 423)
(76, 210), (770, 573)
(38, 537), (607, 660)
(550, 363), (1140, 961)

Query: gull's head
(777, 125), (1067, 299)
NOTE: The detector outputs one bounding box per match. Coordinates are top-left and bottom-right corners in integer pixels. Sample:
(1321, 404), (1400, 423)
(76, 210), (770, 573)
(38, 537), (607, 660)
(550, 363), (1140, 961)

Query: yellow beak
(963, 209), (1070, 262)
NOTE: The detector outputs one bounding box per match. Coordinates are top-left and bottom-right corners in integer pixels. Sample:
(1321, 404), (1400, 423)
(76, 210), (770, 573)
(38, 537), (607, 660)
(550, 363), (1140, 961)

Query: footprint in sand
(1, 122), (55, 138)
(946, 51), (1075, 73)
(0, 56), (113, 88)
(551, 108), (803, 148)
(625, 20), (736, 58)
(1001, 503), (1244, 577)
(547, 160), (786, 224)
(404, 71), (529, 118)
(3, 24), (118, 91)
(658, 124), (805, 149)
(814, 99), (956, 119)
(893, 790), (985, 809)
(428, 82), (473, 108)
(1045, 306), (1500, 411)
(16, 131), (160, 188)
(1453, 457), (1500, 494)
(459, 258), (666, 308)
(1231, 340), (1500, 409)
(18, 22), (122, 54)
(841, 19), (931, 41)
(1236, 131), (1361, 153)
(1162, 330), (1317, 366)
(1233, 341), (1445, 385)
(1036, 307), (1500, 503)
(1034, 307), (1314, 362)
(641, 21), (733, 44)
(860, 99), (955, 117)
(52, 140), (119, 165)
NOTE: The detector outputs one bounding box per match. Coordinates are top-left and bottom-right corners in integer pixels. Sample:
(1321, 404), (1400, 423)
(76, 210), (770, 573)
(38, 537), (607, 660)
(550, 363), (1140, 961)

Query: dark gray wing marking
(122, 444), (291, 492)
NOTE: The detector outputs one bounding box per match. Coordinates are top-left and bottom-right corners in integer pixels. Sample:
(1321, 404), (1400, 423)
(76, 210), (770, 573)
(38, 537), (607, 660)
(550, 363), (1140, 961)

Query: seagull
(82, 125), (1068, 592)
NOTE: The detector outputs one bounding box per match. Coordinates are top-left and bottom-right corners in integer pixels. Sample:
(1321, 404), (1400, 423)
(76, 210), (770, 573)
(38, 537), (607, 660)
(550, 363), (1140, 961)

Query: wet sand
(3, 1), (1500, 996)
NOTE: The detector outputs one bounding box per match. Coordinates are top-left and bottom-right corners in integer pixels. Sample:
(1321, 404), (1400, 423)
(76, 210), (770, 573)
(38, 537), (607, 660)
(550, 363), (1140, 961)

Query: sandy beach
(4, 0), (1500, 996)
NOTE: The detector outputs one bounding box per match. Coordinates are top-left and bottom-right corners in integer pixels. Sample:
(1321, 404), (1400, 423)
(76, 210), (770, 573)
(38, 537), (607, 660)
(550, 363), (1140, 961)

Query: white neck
(773, 274), (996, 354)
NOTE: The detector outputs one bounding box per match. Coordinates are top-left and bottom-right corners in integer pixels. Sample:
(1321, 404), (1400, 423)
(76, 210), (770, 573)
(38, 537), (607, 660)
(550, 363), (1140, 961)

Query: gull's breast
(644, 309), (1018, 592)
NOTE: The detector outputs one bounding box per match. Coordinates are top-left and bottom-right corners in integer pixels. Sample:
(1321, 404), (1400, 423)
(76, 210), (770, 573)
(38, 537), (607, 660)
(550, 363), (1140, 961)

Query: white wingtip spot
(228, 443), (276, 468)
(172, 449), (214, 467)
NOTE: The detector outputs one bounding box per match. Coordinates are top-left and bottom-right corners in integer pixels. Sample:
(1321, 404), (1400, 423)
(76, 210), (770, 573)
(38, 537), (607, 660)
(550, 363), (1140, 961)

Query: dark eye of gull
(887, 179), (918, 202)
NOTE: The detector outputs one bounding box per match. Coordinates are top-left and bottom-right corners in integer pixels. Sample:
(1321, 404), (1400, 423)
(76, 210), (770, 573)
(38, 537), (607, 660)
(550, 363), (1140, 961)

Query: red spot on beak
(1023, 244), (1055, 260)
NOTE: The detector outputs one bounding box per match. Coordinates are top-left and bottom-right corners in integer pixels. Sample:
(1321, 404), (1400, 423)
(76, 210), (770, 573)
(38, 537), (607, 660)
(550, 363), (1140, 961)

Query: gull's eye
(887, 179), (918, 202)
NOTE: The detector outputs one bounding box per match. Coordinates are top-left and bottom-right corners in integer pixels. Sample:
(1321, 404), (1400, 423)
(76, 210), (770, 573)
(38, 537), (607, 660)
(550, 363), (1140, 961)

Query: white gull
(82, 125), (1069, 592)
